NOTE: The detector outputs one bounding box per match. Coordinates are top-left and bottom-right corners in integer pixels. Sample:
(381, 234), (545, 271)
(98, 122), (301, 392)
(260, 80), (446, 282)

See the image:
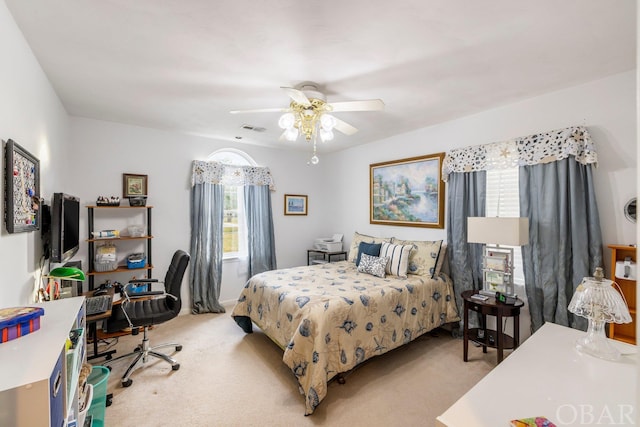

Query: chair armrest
(128, 279), (159, 283)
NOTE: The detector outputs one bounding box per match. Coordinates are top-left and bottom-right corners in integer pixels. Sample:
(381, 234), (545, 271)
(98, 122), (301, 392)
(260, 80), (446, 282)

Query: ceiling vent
(241, 124), (266, 132)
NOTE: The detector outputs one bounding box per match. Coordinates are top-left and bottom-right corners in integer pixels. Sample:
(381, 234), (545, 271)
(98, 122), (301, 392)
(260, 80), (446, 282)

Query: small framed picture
(123, 173), (148, 198)
(284, 194), (308, 215)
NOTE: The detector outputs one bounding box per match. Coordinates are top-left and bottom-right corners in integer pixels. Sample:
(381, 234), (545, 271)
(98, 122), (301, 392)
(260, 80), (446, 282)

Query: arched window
(207, 149), (257, 259)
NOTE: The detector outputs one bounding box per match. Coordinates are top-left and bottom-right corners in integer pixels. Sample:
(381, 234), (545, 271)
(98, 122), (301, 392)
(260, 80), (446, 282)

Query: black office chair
(104, 250), (190, 387)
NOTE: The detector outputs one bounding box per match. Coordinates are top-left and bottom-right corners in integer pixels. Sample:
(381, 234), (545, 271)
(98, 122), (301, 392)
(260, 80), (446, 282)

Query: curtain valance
(191, 160), (275, 191)
(442, 126), (597, 182)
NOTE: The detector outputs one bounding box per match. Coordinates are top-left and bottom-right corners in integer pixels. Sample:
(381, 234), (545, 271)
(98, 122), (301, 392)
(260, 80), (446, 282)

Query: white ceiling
(5, 0), (636, 153)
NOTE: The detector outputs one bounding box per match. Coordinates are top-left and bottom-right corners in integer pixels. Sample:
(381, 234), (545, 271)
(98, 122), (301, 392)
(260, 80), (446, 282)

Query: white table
(436, 322), (637, 426)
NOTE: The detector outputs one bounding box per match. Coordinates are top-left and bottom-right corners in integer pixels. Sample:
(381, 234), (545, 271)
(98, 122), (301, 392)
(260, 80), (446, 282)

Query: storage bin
(66, 328), (84, 399)
(127, 253), (146, 269)
(87, 366), (110, 427)
(127, 224), (145, 237)
(94, 260), (118, 272)
(77, 383), (93, 427)
(0, 306), (44, 343)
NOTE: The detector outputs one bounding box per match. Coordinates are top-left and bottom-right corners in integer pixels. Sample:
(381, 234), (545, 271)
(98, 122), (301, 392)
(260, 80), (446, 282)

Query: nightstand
(461, 289), (524, 364)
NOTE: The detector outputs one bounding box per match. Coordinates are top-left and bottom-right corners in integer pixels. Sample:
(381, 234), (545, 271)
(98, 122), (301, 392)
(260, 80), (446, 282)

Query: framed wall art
(122, 173), (148, 198)
(370, 152), (445, 228)
(284, 194), (308, 216)
(4, 139), (40, 233)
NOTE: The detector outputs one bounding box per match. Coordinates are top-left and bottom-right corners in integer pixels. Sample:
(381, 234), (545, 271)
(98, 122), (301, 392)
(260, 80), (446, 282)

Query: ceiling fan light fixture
(283, 127), (299, 141)
(278, 112), (295, 129)
(320, 128), (334, 142)
(320, 114), (337, 130)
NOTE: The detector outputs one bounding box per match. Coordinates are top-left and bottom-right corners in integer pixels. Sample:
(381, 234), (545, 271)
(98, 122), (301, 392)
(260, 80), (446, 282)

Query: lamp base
(575, 319), (621, 361)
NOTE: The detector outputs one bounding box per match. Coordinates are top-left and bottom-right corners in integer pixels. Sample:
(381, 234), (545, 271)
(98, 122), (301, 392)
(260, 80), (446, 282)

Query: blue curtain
(189, 182), (226, 313)
(520, 158), (603, 333)
(446, 171), (486, 328)
(244, 185), (277, 277)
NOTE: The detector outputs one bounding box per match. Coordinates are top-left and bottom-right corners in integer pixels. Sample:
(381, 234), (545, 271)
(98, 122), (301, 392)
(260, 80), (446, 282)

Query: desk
(84, 287), (117, 361)
(462, 290), (524, 364)
(436, 322), (637, 427)
(307, 249), (347, 265)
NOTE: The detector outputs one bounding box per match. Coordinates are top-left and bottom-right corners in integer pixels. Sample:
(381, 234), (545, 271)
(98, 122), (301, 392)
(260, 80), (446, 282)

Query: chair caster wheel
(122, 379), (133, 387)
(106, 366), (112, 371)
(134, 346), (142, 352)
(172, 364), (180, 371)
(106, 394), (113, 407)
(176, 345), (182, 351)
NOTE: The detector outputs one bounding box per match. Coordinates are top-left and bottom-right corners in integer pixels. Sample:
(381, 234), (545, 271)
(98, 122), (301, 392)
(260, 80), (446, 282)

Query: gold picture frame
(284, 194), (308, 215)
(123, 173), (148, 198)
(370, 153), (445, 228)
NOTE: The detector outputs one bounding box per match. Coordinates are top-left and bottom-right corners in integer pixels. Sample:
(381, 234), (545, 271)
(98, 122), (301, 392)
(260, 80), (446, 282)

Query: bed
(231, 240), (459, 415)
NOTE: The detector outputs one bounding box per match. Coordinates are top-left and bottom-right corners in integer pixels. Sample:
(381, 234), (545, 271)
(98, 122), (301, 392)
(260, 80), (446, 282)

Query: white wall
(0, 2), (70, 307)
(327, 70), (637, 339)
(67, 117), (333, 308)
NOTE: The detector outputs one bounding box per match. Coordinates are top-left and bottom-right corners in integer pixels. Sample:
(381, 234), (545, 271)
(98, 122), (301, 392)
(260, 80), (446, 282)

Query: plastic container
(0, 307), (44, 343)
(127, 253), (146, 269)
(87, 366), (110, 427)
(127, 224), (145, 237)
(77, 383), (93, 427)
(94, 260), (118, 272)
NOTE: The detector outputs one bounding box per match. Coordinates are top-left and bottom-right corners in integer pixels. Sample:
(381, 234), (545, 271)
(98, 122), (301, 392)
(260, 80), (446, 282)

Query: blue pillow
(356, 242), (382, 266)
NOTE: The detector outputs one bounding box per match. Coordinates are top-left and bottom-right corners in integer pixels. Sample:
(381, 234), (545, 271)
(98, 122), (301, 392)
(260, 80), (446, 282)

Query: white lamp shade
(467, 217), (529, 246)
(278, 113), (295, 129)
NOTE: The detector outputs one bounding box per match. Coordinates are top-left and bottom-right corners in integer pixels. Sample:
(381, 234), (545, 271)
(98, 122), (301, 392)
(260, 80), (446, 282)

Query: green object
(88, 366), (110, 427)
(48, 267), (86, 281)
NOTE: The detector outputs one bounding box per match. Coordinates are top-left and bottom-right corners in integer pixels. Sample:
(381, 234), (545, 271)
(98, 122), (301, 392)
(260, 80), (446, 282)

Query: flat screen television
(49, 193), (80, 263)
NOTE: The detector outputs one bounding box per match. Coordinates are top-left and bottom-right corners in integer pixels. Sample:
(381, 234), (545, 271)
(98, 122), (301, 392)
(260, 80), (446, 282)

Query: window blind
(485, 167), (525, 285)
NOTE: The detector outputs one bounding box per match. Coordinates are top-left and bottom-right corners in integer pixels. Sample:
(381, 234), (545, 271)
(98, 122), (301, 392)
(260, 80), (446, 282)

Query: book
(510, 416), (556, 427)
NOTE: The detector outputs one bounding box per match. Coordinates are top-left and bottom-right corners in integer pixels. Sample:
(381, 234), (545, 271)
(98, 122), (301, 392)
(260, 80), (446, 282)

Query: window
(207, 149), (256, 259)
(485, 167), (525, 285)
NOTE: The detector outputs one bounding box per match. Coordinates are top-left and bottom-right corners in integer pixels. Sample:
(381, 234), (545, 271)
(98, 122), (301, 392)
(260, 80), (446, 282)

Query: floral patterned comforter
(231, 261), (459, 415)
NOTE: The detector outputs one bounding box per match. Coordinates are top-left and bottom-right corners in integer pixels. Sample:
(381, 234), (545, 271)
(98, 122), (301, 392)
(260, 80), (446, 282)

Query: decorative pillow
(394, 239), (443, 278)
(356, 242), (382, 266)
(379, 242), (413, 278)
(434, 243), (448, 276)
(357, 253), (389, 278)
(347, 232), (393, 263)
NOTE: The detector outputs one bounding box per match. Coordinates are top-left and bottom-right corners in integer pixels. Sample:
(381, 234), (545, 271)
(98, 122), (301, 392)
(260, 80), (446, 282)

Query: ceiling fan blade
(329, 99), (385, 112)
(230, 107), (287, 114)
(281, 87), (311, 106)
(333, 117), (358, 135)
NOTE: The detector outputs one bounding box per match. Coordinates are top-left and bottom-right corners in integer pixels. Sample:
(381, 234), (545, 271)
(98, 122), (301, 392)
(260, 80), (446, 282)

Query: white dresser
(436, 322), (637, 427)
(0, 297), (86, 427)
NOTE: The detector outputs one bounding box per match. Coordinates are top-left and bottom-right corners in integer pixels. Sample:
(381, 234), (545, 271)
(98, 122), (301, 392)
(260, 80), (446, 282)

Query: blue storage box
(0, 307), (44, 343)
(127, 253), (146, 269)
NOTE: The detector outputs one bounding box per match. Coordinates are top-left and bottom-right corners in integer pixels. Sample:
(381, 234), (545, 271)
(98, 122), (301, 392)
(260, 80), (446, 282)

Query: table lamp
(467, 217), (529, 297)
(567, 267), (631, 361)
(43, 267), (86, 300)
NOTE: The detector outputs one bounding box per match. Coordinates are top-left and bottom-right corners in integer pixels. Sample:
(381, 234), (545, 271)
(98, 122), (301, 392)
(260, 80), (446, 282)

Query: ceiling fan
(230, 83), (384, 143)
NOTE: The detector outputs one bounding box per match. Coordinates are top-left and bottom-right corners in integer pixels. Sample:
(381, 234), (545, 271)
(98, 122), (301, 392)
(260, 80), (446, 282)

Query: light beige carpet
(98, 309), (496, 427)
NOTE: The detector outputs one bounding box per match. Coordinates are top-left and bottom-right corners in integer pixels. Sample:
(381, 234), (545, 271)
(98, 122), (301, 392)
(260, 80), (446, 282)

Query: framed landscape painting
(370, 153), (445, 228)
(284, 194), (308, 215)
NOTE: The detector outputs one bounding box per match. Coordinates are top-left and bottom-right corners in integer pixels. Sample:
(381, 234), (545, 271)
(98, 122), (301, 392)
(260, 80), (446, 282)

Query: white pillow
(394, 239), (443, 277)
(357, 253), (389, 278)
(380, 242), (413, 278)
(347, 232), (393, 263)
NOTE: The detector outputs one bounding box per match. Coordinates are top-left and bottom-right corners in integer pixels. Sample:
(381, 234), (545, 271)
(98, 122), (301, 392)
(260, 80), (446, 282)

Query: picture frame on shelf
(284, 194), (308, 216)
(4, 139), (40, 233)
(123, 173), (148, 198)
(369, 152), (445, 228)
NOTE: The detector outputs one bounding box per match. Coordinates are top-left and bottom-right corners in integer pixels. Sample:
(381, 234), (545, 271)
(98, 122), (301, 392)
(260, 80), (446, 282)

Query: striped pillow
(380, 242), (413, 278)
